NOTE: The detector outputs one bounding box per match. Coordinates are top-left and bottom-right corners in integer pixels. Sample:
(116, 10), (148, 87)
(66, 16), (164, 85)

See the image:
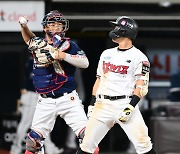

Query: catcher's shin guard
(145, 148), (157, 154)
(78, 127), (86, 144)
(26, 130), (45, 153)
(25, 146), (44, 154)
(25, 150), (33, 154)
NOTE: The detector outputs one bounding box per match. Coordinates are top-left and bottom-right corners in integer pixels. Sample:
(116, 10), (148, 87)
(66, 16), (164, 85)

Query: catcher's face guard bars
(41, 10), (69, 32)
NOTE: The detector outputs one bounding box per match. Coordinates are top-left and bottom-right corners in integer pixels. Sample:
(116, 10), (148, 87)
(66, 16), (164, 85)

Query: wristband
(90, 95), (96, 106)
(129, 95), (140, 107)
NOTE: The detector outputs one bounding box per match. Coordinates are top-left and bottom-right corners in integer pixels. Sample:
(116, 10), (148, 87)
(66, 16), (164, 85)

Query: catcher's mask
(42, 10), (69, 37)
(109, 16), (138, 40)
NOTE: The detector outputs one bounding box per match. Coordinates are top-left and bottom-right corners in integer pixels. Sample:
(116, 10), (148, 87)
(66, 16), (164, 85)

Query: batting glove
(87, 105), (94, 119)
(119, 104), (134, 123)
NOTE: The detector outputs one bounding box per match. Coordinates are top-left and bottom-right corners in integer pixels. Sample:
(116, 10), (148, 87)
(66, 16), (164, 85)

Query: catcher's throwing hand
(19, 16), (28, 27)
(119, 104), (134, 123)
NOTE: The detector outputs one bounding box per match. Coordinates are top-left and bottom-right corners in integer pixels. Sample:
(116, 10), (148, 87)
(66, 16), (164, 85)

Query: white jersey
(96, 46), (150, 96)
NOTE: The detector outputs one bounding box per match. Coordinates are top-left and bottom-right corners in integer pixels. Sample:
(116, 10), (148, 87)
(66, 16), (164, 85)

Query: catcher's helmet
(41, 10), (69, 32)
(109, 16), (138, 40)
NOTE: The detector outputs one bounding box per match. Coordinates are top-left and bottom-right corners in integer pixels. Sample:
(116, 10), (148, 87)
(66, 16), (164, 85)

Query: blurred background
(0, 0), (180, 154)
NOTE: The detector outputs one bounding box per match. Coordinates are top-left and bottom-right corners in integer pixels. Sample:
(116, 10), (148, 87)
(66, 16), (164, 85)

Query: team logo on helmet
(121, 20), (126, 26)
(121, 20), (134, 29)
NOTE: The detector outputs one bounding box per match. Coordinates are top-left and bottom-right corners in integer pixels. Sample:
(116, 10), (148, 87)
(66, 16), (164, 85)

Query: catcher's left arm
(28, 36), (66, 74)
(28, 37), (65, 63)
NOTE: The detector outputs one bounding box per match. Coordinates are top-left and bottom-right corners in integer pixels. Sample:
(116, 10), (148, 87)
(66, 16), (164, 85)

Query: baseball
(19, 16), (28, 24)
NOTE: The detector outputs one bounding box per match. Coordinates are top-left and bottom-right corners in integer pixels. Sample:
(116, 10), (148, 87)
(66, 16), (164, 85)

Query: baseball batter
(77, 16), (157, 154)
(18, 10), (93, 154)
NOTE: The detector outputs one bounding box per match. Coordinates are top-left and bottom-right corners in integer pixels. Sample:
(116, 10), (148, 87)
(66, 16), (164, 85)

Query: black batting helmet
(41, 10), (69, 32)
(109, 16), (138, 40)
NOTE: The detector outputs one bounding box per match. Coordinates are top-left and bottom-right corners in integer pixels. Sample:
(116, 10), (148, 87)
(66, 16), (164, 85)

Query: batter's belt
(98, 95), (132, 100)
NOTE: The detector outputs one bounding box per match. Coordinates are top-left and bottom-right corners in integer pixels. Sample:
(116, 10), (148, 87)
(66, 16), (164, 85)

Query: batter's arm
(19, 17), (35, 45)
(129, 75), (149, 108)
(133, 80), (144, 99)
(119, 79), (144, 123)
(87, 77), (100, 119)
(92, 77), (100, 96)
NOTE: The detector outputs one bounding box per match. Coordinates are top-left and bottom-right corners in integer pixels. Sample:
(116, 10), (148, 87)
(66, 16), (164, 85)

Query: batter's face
(112, 37), (133, 49)
(44, 22), (64, 36)
(112, 37), (125, 43)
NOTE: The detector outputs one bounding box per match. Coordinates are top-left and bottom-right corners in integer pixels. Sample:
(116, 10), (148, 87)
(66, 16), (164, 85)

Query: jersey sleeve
(134, 53), (150, 76)
(69, 41), (86, 56)
(96, 53), (104, 78)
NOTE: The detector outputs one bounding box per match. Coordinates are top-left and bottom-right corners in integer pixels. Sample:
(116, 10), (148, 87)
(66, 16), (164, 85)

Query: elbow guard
(136, 85), (148, 97)
(136, 72), (149, 97)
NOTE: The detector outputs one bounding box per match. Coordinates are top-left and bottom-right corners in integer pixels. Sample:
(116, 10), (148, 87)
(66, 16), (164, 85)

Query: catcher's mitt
(28, 36), (65, 74)
(28, 37), (58, 64)
(28, 37), (47, 51)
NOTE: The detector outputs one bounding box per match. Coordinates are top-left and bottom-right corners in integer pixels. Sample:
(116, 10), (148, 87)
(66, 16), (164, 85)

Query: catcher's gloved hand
(119, 104), (134, 123)
(32, 46), (58, 64)
(39, 47), (59, 62)
(28, 37), (59, 64)
(28, 37), (47, 51)
(87, 105), (94, 119)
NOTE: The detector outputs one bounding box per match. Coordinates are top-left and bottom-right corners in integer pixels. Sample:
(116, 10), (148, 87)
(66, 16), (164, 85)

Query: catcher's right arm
(19, 16), (35, 45)
(19, 16), (65, 74)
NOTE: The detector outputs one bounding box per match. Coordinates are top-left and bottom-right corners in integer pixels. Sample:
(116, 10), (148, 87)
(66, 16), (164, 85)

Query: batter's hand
(87, 105), (94, 119)
(119, 104), (134, 123)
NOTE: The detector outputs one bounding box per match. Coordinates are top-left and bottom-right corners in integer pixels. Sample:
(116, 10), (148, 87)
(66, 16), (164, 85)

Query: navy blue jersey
(32, 40), (84, 95)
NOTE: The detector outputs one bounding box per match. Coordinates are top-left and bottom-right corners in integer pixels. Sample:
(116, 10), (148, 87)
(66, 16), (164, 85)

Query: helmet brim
(109, 21), (118, 26)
